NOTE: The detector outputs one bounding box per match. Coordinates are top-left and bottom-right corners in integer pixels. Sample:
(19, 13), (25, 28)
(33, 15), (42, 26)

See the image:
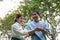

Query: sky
(0, 0), (23, 19)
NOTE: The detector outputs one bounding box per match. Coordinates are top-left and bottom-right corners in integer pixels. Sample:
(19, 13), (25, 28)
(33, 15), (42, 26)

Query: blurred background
(0, 0), (60, 40)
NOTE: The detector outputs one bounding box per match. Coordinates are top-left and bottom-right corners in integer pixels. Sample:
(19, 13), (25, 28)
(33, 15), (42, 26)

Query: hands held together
(35, 26), (43, 31)
(27, 26), (48, 37)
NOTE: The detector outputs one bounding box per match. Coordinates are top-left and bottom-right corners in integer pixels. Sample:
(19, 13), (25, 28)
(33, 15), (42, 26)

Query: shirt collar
(15, 22), (21, 26)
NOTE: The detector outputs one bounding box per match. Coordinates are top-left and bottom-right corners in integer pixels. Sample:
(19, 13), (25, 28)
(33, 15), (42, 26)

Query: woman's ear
(16, 18), (19, 21)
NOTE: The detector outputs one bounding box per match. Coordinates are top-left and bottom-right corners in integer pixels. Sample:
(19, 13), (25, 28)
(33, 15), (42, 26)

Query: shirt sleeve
(43, 22), (50, 32)
(12, 24), (29, 35)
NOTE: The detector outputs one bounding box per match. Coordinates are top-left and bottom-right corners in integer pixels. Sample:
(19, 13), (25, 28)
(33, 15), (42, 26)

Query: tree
(0, 10), (19, 40)
(18, 0), (60, 40)
(1, 10), (19, 30)
(0, 18), (3, 31)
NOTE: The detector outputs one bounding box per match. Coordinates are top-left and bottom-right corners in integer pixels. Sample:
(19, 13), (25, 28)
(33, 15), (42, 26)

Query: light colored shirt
(11, 22), (29, 38)
(26, 20), (49, 40)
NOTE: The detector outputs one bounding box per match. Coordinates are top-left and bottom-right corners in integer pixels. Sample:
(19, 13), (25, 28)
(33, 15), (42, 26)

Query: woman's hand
(28, 29), (35, 36)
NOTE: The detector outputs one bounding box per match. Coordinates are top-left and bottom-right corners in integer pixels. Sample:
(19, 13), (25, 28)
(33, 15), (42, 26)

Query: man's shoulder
(40, 20), (46, 23)
(27, 21), (34, 25)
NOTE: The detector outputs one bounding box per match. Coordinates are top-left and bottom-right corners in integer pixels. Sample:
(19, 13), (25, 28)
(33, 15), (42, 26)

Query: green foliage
(1, 10), (19, 30)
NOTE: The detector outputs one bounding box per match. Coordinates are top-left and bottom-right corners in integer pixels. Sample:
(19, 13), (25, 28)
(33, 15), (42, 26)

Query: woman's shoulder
(11, 23), (19, 29)
(12, 22), (18, 27)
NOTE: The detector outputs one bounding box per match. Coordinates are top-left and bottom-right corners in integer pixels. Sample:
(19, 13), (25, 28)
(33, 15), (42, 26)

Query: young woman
(11, 13), (41, 40)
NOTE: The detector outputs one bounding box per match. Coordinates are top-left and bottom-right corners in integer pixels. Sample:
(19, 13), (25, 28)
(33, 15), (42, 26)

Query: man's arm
(40, 21), (49, 34)
(25, 27), (43, 38)
(40, 29), (48, 34)
(37, 27), (49, 34)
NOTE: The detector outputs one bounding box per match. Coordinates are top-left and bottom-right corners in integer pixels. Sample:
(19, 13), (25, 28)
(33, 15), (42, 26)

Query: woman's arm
(25, 29), (36, 38)
(13, 25), (39, 35)
(25, 27), (42, 38)
(12, 25), (29, 35)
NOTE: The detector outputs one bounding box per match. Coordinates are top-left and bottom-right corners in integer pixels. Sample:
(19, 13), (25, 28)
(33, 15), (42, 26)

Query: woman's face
(17, 16), (24, 23)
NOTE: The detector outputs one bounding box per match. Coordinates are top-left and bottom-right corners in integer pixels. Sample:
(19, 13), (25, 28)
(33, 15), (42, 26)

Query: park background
(0, 0), (60, 40)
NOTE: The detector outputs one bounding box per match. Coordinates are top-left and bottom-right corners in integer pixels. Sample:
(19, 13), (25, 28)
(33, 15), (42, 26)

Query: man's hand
(36, 26), (48, 34)
(35, 27), (43, 31)
(28, 27), (42, 36)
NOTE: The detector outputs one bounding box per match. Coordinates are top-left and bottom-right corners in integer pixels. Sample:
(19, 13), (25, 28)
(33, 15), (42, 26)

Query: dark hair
(31, 10), (39, 15)
(14, 13), (22, 22)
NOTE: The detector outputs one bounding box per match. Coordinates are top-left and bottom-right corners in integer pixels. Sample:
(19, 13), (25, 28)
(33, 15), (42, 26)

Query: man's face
(32, 12), (39, 22)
